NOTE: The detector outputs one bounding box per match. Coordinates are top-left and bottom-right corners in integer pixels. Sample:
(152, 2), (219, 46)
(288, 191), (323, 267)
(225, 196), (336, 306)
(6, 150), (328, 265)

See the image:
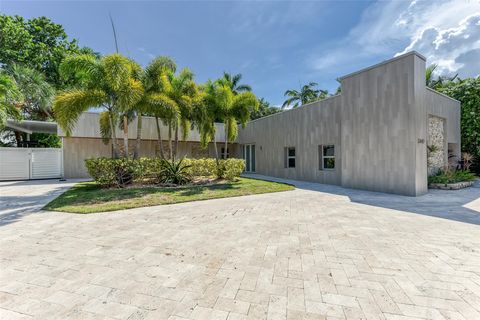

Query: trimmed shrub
(218, 158), (245, 180)
(85, 157), (246, 187)
(85, 158), (141, 188)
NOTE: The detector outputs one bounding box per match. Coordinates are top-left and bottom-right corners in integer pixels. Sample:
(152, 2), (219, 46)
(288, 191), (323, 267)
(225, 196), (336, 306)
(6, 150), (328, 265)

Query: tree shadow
(243, 174), (480, 225)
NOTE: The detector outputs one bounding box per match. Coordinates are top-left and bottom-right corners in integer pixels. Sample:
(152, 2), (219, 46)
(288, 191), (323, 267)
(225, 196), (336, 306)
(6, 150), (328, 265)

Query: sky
(1, 0), (479, 107)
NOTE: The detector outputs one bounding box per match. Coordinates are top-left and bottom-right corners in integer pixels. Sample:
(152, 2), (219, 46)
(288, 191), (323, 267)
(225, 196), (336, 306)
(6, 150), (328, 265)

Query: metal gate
(0, 147), (63, 181)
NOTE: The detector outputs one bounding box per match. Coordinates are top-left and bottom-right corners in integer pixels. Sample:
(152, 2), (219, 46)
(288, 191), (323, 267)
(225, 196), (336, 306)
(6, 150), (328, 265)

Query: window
(285, 147), (296, 168)
(320, 145), (335, 170)
(221, 147), (230, 159)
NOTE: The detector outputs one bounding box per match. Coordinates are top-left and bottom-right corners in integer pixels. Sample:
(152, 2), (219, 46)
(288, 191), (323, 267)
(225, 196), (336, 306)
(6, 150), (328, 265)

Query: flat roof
(6, 120), (58, 134)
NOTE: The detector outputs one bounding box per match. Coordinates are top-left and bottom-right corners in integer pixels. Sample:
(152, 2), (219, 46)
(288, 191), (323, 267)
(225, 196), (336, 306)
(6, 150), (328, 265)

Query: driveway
(0, 179), (84, 225)
(1, 176), (480, 320)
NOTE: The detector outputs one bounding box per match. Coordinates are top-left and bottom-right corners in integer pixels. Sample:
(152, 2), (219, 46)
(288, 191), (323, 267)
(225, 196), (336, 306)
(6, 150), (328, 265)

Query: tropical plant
(218, 72), (251, 94)
(160, 158), (192, 185)
(160, 68), (199, 159)
(204, 81), (258, 159)
(136, 56), (177, 159)
(425, 64), (458, 90)
(282, 82), (324, 109)
(250, 98), (281, 120)
(0, 71), (22, 128)
(428, 168), (476, 184)
(6, 64), (55, 121)
(53, 53), (143, 158)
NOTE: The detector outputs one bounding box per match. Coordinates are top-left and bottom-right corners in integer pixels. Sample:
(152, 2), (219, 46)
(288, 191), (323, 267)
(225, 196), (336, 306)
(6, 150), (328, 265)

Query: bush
(218, 158), (245, 180)
(85, 157), (246, 188)
(85, 158), (141, 188)
(428, 169), (476, 185)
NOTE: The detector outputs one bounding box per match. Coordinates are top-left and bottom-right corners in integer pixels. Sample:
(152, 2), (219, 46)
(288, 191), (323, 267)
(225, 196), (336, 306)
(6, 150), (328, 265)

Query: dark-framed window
(320, 145), (335, 170)
(285, 147), (296, 168)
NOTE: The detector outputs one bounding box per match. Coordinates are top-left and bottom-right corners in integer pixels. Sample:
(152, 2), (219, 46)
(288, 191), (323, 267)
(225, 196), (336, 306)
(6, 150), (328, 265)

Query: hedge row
(85, 157), (245, 188)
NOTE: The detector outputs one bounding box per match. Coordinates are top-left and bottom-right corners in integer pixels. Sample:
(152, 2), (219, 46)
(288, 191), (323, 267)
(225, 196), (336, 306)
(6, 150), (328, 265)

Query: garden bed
(429, 181), (475, 190)
(43, 177), (294, 214)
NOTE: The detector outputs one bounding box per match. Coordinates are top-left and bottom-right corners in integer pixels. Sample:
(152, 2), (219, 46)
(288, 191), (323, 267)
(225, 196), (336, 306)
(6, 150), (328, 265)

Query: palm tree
(137, 56), (178, 159)
(53, 53), (143, 158)
(426, 64), (458, 90)
(204, 81), (258, 159)
(161, 68), (198, 159)
(0, 71), (22, 129)
(219, 72), (252, 94)
(7, 64), (55, 121)
(282, 82), (320, 109)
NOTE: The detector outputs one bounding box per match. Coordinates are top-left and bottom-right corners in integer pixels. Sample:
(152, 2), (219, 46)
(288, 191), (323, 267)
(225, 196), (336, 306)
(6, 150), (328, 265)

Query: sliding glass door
(243, 144), (256, 172)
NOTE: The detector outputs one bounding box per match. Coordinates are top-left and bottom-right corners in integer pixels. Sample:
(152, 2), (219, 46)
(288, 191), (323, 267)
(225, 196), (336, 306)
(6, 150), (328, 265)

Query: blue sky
(2, 1), (479, 107)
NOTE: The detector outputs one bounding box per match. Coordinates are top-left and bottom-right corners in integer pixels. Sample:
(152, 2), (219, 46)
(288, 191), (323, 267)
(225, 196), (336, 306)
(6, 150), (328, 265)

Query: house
(236, 51), (460, 196)
(1, 51), (460, 196)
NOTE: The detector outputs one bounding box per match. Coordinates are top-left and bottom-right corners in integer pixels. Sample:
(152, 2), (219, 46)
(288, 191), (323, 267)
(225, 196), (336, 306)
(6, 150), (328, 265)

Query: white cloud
(398, 13), (480, 77)
(308, 0), (480, 78)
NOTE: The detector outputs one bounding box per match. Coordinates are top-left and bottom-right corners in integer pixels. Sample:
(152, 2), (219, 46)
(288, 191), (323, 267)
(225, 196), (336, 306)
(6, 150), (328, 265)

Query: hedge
(85, 157), (245, 188)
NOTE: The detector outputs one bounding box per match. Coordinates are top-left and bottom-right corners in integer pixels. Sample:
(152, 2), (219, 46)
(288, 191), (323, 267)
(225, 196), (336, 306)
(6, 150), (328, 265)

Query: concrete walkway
(1, 176), (480, 319)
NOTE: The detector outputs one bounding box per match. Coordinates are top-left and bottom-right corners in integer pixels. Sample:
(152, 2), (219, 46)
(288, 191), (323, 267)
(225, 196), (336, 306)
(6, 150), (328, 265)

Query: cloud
(398, 13), (480, 77)
(308, 0), (480, 79)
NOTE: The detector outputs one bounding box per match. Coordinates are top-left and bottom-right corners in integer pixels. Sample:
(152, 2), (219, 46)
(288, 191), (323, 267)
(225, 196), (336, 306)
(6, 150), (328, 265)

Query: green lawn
(44, 177), (294, 214)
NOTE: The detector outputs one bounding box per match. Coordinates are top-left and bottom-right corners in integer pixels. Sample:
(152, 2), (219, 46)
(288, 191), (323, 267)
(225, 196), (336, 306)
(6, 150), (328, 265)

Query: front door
(243, 144), (256, 172)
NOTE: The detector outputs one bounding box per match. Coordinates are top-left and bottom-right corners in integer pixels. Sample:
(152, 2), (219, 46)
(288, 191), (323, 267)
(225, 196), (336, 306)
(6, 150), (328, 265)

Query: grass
(44, 177), (294, 214)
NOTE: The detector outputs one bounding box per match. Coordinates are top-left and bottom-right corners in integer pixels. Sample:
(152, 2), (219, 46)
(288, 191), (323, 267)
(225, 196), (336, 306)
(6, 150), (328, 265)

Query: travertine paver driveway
(1, 176), (480, 320)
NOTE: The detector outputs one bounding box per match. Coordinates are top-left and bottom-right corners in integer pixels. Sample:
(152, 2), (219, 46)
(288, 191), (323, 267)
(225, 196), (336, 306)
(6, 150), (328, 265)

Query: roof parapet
(338, 51), (426, 81)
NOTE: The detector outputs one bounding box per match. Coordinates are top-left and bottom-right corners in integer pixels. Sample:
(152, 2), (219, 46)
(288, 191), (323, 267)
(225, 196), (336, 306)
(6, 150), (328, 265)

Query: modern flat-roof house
(237, 52), (460, 196)
(1, 51), (459, 196)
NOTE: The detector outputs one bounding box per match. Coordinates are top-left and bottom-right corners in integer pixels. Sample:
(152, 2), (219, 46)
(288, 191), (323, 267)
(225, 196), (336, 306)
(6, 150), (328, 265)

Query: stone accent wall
(427, 115), (445, 175)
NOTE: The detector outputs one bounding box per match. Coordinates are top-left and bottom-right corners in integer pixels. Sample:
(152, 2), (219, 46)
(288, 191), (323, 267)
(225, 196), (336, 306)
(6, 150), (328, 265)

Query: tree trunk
(133, 114), (142, 159)
(224, 122), (228, 159)
(168, 122), (173, 160)
(155, 117), (165, 159)
(14, 131), (22, 147)
(213, 135), (219, 165)
(123, 115), (129, 159)
(174, 125), (179, 159)
(109, 113), (119, 159)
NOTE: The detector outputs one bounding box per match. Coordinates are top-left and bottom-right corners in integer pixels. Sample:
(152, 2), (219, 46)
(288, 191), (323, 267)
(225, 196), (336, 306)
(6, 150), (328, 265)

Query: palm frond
(53, 89), (107, 135)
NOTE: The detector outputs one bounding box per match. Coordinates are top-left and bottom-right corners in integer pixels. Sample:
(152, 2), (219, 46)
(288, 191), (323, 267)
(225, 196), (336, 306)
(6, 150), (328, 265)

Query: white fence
(0, 147), (62, 181)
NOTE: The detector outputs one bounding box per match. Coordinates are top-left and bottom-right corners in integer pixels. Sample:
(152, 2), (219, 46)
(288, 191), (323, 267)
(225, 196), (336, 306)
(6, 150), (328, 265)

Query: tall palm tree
(53, 53), (143, 158)
(203, 81), (258, 159)
(137, 56), (178, 159)
(281, 82), (320, 109)
(219, 72), (252, 94)
(161, 68), (198, 159)
(7, 64), (55, 121)
(0, 71), (22, 129)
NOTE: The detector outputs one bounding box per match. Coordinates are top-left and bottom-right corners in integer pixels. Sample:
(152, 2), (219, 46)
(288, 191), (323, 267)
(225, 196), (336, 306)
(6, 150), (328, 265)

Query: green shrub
(85, 157), (246, 187)
(85, 158), (141, 188)
(183, 158), (218, 177)
(428, 169), (476, 184)
(218, 158), (245, 180)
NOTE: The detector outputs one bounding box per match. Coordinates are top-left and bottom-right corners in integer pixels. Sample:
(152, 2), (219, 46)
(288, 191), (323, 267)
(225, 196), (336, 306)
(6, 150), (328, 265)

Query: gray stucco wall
(238, 51), (461, 196)
(238, 96), (342, 185)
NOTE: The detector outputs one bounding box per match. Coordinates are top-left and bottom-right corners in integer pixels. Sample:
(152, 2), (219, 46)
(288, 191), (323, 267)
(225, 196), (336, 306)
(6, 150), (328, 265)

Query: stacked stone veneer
(427, 115), (445, 176)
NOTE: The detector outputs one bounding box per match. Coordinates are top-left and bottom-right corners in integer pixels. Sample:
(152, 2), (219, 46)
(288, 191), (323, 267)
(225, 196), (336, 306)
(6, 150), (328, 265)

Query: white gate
(0, 147), (63, 181)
